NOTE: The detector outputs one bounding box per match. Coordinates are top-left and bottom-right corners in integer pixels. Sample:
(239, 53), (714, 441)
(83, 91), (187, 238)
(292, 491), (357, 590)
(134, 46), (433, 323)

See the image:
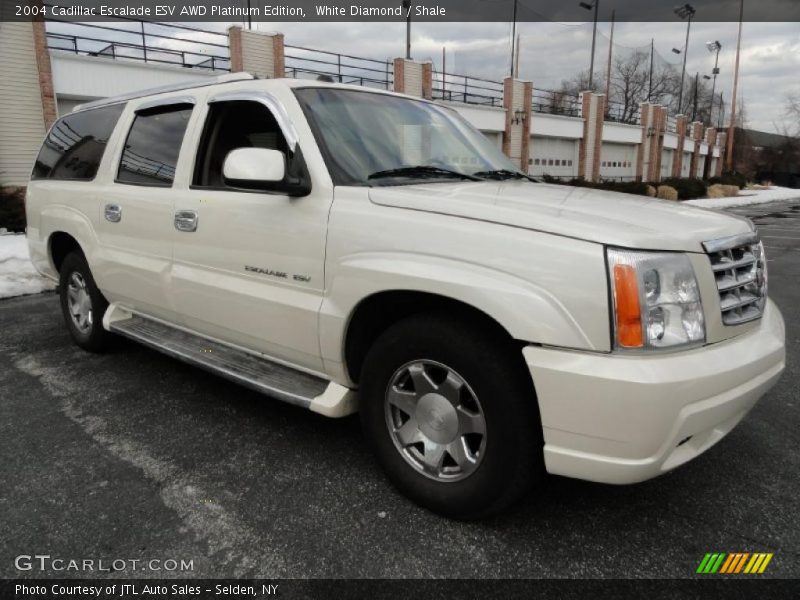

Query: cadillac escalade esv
(26, 73), (785, 518)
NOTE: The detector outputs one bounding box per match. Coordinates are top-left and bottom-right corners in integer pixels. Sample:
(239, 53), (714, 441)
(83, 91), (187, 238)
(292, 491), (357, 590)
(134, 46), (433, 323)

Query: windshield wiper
(368, 165), (483, 182)
(472, 169), (535, 181)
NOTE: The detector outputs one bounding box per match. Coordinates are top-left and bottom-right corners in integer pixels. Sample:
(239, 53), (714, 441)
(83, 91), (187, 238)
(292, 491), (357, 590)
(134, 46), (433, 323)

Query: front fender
(319, 251), (607, 376)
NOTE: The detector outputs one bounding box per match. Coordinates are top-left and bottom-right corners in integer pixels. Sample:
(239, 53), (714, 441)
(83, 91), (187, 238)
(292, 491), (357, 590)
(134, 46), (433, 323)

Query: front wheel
(360, 313), (543, 519)
(58, 251), (112, 352)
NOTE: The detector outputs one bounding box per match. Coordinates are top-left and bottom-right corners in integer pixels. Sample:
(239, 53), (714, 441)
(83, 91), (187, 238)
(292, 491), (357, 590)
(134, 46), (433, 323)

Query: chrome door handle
(104, 204), (122, 223)
(174, 210), (198, 232)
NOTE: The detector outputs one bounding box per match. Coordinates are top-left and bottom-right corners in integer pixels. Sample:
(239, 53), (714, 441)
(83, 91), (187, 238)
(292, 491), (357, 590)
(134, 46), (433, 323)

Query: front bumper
(524, 299), (785, 484)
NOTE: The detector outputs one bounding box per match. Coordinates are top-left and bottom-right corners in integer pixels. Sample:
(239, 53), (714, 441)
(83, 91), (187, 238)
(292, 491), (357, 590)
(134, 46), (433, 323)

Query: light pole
(510, 0), (518, 77)
(402, 0), (412, 59)
(706, 40), (722, 127)
(674, 3), (696, 115)
(579, 0), (600, 90)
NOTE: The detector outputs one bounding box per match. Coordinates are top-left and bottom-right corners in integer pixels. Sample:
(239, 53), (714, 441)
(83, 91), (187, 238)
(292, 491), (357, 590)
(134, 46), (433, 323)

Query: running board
(103, 304), (357, 418)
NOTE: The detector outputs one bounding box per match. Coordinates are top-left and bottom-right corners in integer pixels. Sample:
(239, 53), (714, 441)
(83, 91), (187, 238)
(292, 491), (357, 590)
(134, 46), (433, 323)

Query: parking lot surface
(1, 200), (799, 579)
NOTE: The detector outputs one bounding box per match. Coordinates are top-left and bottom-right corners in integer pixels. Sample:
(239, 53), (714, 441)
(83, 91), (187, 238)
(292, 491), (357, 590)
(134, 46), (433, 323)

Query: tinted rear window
(117, 104), (193, 187)
(31, 104), (125, 181)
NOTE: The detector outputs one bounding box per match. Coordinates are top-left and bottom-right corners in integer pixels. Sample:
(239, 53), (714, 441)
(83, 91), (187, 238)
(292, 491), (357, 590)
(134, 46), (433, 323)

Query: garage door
(529, 136), (578, 178)
(599, 142), (637, 181)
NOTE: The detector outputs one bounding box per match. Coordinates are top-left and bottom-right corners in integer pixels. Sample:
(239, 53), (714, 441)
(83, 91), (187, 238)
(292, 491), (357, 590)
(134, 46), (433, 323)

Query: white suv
(26, 73), (785, 518)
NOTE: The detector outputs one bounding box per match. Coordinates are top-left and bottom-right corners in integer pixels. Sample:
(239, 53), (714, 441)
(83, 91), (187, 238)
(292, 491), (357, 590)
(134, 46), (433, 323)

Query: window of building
(32, 103), (125, 181)
(117, 104), (193, 187)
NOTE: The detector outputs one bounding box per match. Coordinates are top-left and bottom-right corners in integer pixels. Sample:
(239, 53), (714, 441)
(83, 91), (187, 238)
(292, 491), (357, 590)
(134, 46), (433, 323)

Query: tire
(58, 251), (112, 352)
(360, 313), (543, 519)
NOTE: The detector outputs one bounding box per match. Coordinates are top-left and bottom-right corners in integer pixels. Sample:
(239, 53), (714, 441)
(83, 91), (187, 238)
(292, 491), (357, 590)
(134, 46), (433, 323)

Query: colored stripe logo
(697, 552), (773, 574)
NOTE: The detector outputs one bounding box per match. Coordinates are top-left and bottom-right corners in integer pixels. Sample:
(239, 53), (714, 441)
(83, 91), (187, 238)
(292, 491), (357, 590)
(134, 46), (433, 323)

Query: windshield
(294, 87), (523, 186)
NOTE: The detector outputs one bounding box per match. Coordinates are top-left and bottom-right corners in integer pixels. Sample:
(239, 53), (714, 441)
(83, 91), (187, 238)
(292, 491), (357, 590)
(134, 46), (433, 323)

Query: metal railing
(431, 72), (504, 107)
(532, 88), (581, 117)
(285, 45), (393, 89)
(45, 18), (230, 71)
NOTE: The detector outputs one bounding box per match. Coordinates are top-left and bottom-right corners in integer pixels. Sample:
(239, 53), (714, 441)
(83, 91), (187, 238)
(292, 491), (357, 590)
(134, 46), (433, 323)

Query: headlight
(607, 248), (705, 351)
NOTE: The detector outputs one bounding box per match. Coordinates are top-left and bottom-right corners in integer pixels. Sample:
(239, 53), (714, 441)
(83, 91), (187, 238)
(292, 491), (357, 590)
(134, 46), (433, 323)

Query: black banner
(2, 579), (800, 600)
(2, 0), (800, 22)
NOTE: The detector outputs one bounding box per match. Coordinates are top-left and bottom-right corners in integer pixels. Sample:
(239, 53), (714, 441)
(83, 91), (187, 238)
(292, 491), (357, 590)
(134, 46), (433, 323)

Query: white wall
(51, 52), (214, 102)
(442, 101), (506, 133)
(0, 23), (47, 186)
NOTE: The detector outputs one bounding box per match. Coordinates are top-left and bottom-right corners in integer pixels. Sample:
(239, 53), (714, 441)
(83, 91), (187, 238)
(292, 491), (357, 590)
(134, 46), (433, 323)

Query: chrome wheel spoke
(420, 441), (446, 473)
(395, 418), (424, 446)
(439, 371), (464, 406)
(387, 387), (418, 416)
(447, 439), (477, 473)
(408, 363), (437, 395)
(457, 407), (486, 435)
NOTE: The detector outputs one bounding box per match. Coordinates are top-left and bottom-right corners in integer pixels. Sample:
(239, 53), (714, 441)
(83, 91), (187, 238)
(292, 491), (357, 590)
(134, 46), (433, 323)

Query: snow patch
(0, 234), (55, 299)
(686, 186), (800, 210)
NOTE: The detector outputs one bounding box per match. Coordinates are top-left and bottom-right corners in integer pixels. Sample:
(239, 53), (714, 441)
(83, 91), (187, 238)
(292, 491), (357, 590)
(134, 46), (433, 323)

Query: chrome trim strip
(135, 95), (197, 112)
(208, 90), (299, 151)
(710, 254), (756, 272)
(72, 72), (255, 113)
(702, 231), (759, 254)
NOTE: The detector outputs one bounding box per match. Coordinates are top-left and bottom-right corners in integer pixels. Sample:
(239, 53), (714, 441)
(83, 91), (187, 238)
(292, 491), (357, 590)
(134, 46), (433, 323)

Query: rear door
(94, 99), (195, 322)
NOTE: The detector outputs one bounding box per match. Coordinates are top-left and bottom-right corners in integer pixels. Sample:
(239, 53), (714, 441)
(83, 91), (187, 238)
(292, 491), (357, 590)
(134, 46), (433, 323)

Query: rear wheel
(58, 251), (111, 352)
(360, 313), (543, 519)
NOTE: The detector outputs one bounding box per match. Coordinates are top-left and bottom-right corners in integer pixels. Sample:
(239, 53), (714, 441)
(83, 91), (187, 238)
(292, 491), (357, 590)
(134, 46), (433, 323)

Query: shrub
(707, 184), (726, 198)
(660, 177), (708, 200)
(645, 185), (657, 197)
(656, 185), (678, 201)
(708, 172), (747, 188)
(0, 187), (26, 232)
(722, 184), (739, 197)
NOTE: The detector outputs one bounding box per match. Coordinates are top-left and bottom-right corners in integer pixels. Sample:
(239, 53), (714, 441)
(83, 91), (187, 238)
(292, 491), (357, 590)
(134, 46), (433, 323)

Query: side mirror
(223, 147), (286, 184)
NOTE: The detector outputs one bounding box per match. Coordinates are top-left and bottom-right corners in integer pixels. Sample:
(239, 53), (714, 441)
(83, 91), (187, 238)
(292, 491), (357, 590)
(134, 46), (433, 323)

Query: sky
(256, 19), (800, 133)
(46, 17), (800, 132)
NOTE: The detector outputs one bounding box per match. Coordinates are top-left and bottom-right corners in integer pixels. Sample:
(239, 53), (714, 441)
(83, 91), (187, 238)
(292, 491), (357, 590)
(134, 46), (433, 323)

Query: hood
(368, 181), (753, 252)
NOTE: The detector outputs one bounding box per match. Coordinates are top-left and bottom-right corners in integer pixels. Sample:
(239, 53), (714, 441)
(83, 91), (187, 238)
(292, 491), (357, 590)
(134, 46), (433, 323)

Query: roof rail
(72, 72), (256, 113)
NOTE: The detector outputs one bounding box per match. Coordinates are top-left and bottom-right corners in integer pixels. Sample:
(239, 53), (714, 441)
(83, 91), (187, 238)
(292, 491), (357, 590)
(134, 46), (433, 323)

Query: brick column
(689, 122), (704, 179)
(671, 115), (688, 178)
(715, 132), (726, 176)
(228, 26), (284, 79)
(703, 127), (717, 179)
(578, 91), (606, 182)
(32, 19), (56, 129)
(636, 103), (666, 182)
(393, 58), (431, 97)
(502, 78), (533, 171)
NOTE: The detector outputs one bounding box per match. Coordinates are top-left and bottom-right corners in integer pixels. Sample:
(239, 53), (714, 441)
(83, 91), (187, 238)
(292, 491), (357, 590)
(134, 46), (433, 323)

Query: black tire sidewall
(360, 313), (542, 519)
(58, 252), (109, 352)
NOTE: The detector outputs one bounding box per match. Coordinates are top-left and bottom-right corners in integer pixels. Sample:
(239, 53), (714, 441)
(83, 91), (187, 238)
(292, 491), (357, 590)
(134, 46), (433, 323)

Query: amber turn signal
(613, 264), (643, 348)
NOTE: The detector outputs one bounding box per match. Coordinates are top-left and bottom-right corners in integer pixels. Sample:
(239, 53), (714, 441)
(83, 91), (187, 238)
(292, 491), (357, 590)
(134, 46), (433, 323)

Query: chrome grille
(703, 232), (767, 326)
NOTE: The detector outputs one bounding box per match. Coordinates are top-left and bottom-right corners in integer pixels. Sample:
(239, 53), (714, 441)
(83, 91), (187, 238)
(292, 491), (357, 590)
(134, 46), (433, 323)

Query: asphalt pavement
(1, 200), (799, 579)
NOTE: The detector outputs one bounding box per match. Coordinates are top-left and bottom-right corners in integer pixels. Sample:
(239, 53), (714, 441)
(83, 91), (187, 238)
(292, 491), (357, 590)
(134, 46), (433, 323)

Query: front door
(170, 96), (330, 373)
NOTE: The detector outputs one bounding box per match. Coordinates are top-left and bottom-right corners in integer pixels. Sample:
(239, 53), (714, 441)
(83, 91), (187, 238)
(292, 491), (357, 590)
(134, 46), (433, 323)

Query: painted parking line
(760, 235), (800, 240)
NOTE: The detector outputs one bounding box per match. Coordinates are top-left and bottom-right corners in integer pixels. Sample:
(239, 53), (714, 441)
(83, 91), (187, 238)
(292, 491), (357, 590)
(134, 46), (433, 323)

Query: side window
(32, 104), (125, 181)
(193, 100), (289, 190)
(117, 104), (193, 187)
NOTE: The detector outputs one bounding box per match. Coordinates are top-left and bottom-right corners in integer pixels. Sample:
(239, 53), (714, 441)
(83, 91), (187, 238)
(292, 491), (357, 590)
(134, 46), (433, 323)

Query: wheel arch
(49, 231), (84, 274)
(343, 289), (519, 385)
